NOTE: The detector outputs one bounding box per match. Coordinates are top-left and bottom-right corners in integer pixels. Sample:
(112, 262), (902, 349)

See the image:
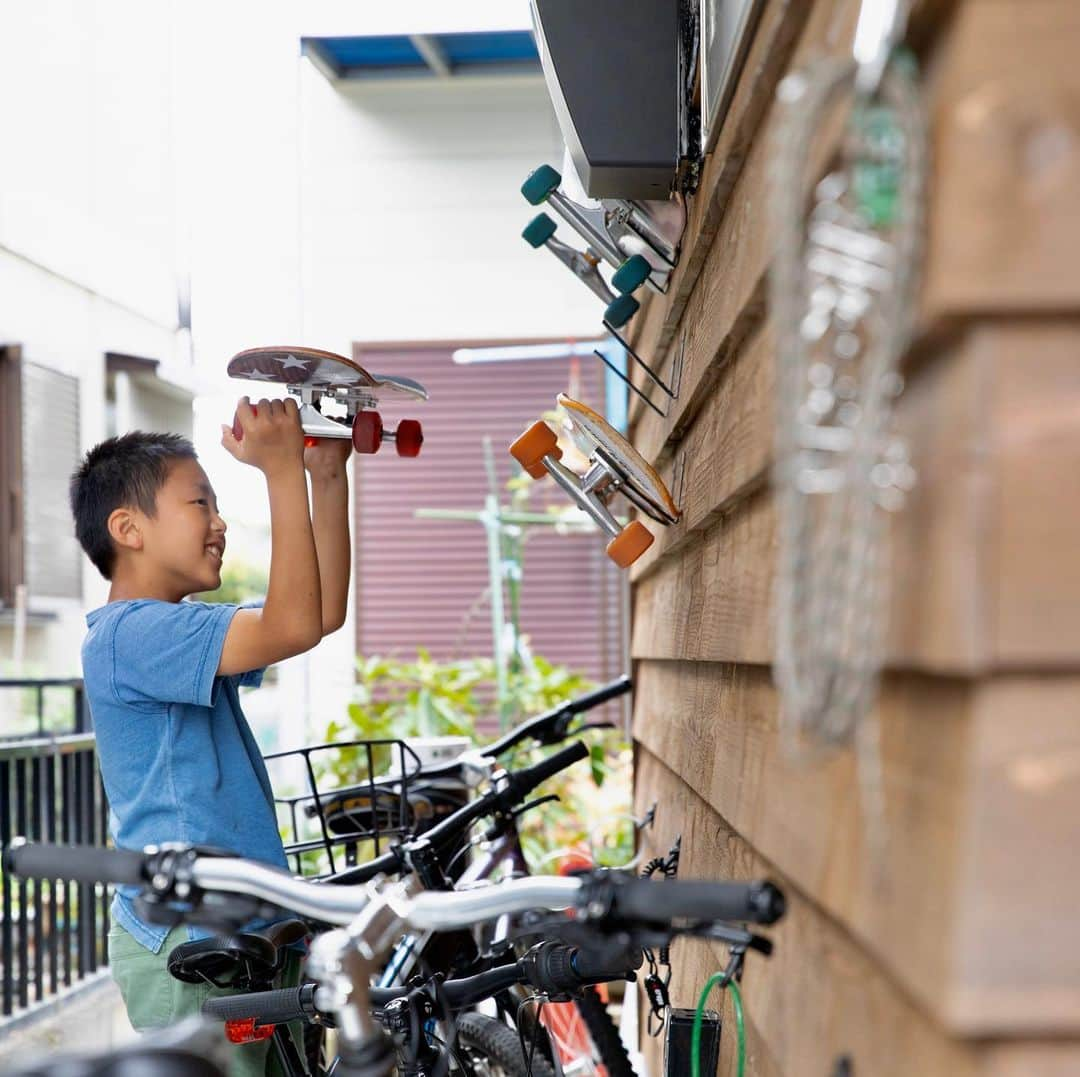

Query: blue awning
(302, 30), (540, 80)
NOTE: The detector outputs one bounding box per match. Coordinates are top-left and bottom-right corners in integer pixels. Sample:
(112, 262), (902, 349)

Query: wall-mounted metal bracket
(598, 324), (685, 419)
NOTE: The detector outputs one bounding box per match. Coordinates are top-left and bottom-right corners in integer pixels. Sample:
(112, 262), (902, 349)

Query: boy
(70, 397), (351, 1073)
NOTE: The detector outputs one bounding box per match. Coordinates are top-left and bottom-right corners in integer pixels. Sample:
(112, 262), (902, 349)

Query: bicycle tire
(575, 988), (635, 1077)
(456, 1012), (557, 1077)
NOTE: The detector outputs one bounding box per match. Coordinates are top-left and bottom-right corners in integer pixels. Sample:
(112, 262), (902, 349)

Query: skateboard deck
(558, 394), (679, 524)
(227, 345), (427, 400)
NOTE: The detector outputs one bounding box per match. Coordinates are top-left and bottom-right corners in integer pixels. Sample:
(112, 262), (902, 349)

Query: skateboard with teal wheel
(509, 393), (680, 567)
(522, 212), (640, 328)
(521, 163), (685, 296)
(227, 346), (427, 456)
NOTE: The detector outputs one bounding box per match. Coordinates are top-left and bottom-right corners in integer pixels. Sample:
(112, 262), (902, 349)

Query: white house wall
(0, 0), (189, 677)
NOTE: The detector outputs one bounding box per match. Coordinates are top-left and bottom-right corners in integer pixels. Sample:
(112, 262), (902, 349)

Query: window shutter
(22, 363), (82, 598)
(0, 346), (24, 607)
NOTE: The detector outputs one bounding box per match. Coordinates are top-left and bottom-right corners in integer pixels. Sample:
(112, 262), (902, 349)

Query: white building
(0, 1), (196, 693)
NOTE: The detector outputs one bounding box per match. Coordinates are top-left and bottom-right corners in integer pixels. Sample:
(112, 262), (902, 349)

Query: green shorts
(108, 922), (305, 1077)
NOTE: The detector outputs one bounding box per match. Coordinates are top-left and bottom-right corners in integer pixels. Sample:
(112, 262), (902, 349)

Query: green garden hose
(692, 974), (745, 1077)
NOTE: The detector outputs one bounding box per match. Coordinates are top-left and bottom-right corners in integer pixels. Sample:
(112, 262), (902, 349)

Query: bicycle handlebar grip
(568, 676), (632, 714)
(612, 878), (786, 926)
(515, 740), (589, 797)
(203, 984), (316, 1025)
(4, 840), (148, 886)
(570, 944), (644, 984)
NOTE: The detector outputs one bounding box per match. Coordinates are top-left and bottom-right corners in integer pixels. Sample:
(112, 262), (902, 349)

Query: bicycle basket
(263, 738), (423, 878)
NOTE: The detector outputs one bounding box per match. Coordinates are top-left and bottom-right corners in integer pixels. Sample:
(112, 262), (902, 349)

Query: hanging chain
(769, 3), (926, 836)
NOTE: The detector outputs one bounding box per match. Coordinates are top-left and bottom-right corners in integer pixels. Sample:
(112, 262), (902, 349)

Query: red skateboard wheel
(352, 410), (383, 454)
(232, 403), (258, 441)
(395, 420), (423, 457)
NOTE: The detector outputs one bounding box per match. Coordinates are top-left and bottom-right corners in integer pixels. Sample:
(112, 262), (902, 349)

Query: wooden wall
(628, 1), (1080, 1073)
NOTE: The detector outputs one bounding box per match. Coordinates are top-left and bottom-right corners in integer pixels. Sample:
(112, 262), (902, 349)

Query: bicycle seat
(167, 918), (309, 988)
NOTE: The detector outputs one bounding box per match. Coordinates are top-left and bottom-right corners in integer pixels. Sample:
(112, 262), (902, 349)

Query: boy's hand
(304, 436), (352, 481)
(221, 397), (305, 477)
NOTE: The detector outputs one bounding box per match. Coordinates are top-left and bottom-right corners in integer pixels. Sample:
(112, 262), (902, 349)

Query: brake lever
(510, 794), (560, 820)
(688, 922), (773, 957)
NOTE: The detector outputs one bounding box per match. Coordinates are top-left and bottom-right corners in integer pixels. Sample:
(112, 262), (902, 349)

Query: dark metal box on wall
(530, 0), (681, 198)
(529, 0), (764, 197)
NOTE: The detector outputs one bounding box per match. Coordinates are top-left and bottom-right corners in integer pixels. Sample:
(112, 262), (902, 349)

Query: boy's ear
(106, 507), (143, 553)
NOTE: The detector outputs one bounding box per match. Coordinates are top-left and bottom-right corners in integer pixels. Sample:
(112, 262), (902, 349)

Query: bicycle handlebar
(300, 679), (628, 819)
(331, 740), (589, 886)
(205, 939), (643, 1029)
(482, 676), (630, 756)
(6, 840), (784, 931)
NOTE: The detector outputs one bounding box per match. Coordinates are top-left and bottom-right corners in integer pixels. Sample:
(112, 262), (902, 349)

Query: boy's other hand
(304, 436), (352, 481)
(221, 396), (305, 477)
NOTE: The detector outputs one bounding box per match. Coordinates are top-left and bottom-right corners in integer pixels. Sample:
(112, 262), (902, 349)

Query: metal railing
(0, 678), (90, 739)
(0, 730), (110, 1020)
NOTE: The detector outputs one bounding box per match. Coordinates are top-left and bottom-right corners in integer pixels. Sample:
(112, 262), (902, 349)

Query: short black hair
(70, 431), (197, 579)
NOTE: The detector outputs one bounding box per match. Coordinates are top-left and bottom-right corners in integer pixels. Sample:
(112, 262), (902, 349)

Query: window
(0, 347), (82, 605)
(0, 346), (24, 608)
(22, 361), (81, 599)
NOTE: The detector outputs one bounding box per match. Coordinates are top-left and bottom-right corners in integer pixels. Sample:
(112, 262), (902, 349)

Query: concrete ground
(0, 974), (135, 1070)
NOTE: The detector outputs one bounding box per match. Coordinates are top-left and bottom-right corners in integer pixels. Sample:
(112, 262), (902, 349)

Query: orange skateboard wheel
(510, 421), (560, 479)
(606, 520), (653, 567)
(395, 419), (423, 457)
(352, 411), (383, 454)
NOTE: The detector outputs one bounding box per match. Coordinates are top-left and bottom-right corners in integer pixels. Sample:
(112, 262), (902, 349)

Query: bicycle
(266, 679), (636, 1076)
(5, 840), (784, 1077)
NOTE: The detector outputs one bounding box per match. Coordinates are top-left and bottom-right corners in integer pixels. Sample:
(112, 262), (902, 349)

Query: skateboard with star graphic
(227, 346), (427, 456)
(510, 393), (680, 567)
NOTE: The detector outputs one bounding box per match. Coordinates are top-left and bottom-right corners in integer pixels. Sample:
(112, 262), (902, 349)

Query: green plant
(314, 648), (632, 875)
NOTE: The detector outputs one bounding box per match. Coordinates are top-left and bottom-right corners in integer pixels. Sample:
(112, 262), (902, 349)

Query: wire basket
(263, 738), (424, 878)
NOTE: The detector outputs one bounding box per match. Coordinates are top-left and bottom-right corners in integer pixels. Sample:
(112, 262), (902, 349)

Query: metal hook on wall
(593, 328), (685, 419)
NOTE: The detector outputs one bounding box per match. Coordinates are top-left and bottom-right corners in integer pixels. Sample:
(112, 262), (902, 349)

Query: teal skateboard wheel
(521, 164), (561, 206)
(604, 293), (640, 328)
(612, 254), (651, 294)
(522, 212), (558, 248)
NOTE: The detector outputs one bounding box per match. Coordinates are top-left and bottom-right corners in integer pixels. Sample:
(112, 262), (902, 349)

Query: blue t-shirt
(82, 599), (289, 953)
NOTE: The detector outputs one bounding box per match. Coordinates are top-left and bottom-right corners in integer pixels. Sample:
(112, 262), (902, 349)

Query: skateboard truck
(232, 395), (423, 457)
(509, 398), (680, 569)
(523, 212), (640, 329)
(521, 164), (685, 295)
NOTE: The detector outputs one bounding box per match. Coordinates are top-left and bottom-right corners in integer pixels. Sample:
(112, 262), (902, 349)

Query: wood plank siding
(628, 0), (1080, 1072)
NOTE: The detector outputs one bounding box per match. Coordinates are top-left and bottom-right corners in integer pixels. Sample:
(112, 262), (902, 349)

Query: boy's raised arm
(303, 438), (352, 634)
(216, 397), (323, 675)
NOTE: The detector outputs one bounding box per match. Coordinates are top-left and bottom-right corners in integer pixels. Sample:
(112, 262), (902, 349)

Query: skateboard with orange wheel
(226, 346), (427, 456)
(510, 393), (680, 567)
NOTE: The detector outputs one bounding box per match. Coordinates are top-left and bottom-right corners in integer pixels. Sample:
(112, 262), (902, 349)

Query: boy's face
(137, 457), (227, 598)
